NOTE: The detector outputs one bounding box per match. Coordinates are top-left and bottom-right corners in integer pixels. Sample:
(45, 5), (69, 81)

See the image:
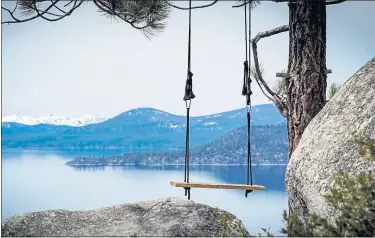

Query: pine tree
(328, 83), (341, 100)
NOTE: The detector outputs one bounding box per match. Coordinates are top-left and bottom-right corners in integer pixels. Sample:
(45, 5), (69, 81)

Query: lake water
(2, 149), (288, 236)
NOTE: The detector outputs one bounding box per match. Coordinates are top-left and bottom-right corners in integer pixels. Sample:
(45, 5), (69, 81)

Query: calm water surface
(2, 149), (287, 235)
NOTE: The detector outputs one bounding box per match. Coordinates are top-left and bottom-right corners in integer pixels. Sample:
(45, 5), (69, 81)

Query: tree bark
(286, 1), (327, 157)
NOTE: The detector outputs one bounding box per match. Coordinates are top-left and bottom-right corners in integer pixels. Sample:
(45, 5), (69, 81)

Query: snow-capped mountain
(2, 104), (286, 150)
(2, 114), (108, 127)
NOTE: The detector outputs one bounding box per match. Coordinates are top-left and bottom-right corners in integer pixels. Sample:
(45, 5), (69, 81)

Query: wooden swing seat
(170, 181), (265, 191)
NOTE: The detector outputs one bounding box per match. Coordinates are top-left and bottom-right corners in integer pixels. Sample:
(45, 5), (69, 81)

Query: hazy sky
(2, 1), (375, 117)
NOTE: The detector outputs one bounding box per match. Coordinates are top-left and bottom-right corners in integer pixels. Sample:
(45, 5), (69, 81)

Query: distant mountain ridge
(2, 104), (286, 150)
(67, 124), (288, 166)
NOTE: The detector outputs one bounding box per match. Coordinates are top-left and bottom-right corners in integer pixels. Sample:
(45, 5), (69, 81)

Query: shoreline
(67, 163), (288, 166)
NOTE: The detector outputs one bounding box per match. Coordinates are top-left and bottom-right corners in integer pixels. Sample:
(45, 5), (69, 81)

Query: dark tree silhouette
(248, 0), (346, 157)
(1, 0), (171, 38)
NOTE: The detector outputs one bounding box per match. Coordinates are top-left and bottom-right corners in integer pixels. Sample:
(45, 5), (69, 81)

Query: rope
(245, 2), (248, 63)
(184, 101), (191, 200)
(185, 101), (191, 185)
(186, 107), (190, 186)
(248, 3), (252, 95)
(247, 110), (252, 184)
(188, 0), (192, 73)
(246, 2), (252, 103)
(245, 1), (253, 198)
(184, 108), (188, 184)
(183, 0), (193, 200)
(248, 2), (253, 184)
(242, 2), (248, 96)
(184, 102), (191, 200)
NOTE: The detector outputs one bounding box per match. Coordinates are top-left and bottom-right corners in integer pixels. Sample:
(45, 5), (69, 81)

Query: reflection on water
(72, 165), (287, 192)
(2, 150), (288, 236)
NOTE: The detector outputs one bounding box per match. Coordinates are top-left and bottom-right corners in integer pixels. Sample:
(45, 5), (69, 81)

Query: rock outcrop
(286, 57), (375, 224)
(1, 197), (249, 237)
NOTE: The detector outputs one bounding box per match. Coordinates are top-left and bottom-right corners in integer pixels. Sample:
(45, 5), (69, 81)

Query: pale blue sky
(2, 1), (375, 117)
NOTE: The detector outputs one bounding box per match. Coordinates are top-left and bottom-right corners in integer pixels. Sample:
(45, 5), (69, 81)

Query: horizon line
(2, 103), (276, 120)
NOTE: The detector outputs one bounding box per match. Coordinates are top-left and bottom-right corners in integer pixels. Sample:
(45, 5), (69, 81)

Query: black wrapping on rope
(242, 61), (248, 96)
(184, 71), (195, 101)
(183, 0), (195, 101)
(184, 187), (191, 200)
(246, 91), (251, 105)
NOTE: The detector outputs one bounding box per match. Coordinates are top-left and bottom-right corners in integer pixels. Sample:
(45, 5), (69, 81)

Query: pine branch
(2, 0), (64, 24)
(93, 0), (170, 38)
(32, 0), (83, 22)
(2, 0), (170, 39)
(164, 0), (219, 10)
(232, 0), (260, 9)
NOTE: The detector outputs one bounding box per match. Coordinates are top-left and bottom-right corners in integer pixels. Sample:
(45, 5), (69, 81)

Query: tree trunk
(286, 1), (327, 158)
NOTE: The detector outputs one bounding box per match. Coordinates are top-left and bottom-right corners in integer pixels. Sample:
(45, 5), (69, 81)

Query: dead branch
(11, 1), (19, 14)
(1, 0), (83, 24)
(64, 0), (74, 7)
(2, 1), (61, 24)
(252, 25), (289, 44)
(326, 0), (346, 5)
(51, 1), (68, 15)
(251, 24), (289, 117)
(164, 0), (219, 10)
(232, 1), (249, 8)
(32, 0), (83, 22)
